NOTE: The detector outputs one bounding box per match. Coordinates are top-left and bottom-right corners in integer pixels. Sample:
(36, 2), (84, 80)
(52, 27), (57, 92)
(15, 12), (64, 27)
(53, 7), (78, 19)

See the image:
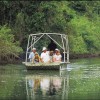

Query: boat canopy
(25, 33), (69, 63)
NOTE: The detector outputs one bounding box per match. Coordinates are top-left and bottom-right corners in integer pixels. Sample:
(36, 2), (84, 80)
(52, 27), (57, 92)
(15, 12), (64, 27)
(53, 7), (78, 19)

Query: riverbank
(0, 53), (99, 65)
(0, 60), (23, 65)
(70, 53), (100, 59)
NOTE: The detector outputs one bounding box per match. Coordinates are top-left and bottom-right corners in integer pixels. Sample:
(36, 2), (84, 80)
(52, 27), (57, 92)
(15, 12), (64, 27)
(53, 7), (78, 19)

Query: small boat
(22, 62), (67, 70)
(23, 33), (70, 70)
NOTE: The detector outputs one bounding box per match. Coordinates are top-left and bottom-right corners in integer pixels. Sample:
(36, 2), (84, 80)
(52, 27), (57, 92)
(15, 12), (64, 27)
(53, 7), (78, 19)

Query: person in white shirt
(53, 49), (62, 62)
(41, 47), (50, 63)
(28, 48), (36, 62)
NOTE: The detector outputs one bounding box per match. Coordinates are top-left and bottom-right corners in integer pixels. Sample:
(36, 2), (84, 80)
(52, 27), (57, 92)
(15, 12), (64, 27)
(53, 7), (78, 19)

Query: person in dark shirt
(48, 40), (57, 51)
(48, 40), (57, 62)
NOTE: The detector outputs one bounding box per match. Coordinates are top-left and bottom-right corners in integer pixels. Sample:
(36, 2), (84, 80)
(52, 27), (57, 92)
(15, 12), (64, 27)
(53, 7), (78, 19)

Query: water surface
(0, 57), (100, 100)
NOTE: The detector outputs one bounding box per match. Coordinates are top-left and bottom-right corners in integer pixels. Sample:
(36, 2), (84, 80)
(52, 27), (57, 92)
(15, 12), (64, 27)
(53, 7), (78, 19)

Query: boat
(22, 62), (68, 70)
(23, 62), (60, 70)
(23, 33), (70, 70)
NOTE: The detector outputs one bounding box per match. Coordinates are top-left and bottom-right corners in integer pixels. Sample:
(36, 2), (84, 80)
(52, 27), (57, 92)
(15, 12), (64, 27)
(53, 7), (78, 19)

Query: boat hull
(22, 62), (62, 70)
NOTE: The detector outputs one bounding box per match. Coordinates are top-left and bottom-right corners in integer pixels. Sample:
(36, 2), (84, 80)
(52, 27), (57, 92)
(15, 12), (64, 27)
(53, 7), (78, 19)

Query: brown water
(0, 57), (100, 100)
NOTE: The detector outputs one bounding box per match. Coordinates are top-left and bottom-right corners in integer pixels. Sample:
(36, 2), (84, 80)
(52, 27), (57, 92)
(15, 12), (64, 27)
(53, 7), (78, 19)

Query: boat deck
(22, 62), (69, 70)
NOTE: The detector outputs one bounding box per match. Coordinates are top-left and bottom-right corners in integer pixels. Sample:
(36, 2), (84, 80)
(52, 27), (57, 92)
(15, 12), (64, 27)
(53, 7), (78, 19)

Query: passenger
(33, 52), (41, 63)
(49, 50), (54, 62)
(40, 47), (50, 63)
(28, 48), (36, 62)
(54, 48), (59, 55)
(53, 49), (62, 62)
(48, 39), (57, 51)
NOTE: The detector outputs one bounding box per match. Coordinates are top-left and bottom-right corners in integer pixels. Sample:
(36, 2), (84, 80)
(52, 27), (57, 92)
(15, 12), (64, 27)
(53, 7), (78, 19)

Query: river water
(0, 57), (100, 100)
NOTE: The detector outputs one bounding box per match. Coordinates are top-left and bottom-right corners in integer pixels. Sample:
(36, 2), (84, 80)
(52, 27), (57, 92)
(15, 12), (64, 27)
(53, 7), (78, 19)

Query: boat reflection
(25, 70), (69, 100)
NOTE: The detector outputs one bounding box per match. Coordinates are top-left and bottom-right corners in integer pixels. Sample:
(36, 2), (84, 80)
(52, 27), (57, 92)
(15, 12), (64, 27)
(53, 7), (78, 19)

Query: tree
(0, 25), (23, 62)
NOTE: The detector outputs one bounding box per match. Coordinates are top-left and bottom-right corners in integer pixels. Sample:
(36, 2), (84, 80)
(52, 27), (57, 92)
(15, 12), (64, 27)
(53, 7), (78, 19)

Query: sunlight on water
(0, 57), (100, 100)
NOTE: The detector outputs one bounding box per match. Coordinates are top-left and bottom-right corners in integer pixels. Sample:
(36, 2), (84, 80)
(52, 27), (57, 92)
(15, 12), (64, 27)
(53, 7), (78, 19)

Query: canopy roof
(25, 33), (69, 63)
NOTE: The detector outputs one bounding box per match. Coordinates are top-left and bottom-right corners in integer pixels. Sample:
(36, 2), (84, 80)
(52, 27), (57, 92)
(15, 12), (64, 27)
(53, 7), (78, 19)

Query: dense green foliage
(0, 25), (23, 61)
(0, 1), (100, 61)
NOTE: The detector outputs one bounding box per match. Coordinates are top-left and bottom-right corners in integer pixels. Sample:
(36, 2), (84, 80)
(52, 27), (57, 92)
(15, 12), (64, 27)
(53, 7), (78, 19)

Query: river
(0, 57), (100, 100)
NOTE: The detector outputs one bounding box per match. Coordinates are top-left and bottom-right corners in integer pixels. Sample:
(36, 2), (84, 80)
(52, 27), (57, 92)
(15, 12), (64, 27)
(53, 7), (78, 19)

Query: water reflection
(0, 64), (26, 100)
(25, 70), (69, 100)
(0, 57), (100, 100)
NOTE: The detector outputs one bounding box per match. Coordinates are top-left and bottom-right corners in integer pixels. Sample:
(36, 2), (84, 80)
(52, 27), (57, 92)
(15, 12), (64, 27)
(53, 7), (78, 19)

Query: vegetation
(0, 1), (100, 62)
(0, 25), (23, 62)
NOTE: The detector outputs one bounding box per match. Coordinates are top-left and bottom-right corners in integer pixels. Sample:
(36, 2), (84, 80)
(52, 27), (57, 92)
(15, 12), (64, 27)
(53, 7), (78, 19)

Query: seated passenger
(28, 48), (36, 62)
(49, 50), (54, 62)
(33, 52), (41, 63)
(40, 47), (50, 63)
(54, 48), (59, 55)
(53, 49), (62, 63)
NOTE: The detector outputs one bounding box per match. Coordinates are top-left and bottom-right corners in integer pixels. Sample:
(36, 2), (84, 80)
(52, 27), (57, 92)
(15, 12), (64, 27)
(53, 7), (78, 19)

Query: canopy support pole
(25, 33), (70, 63)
